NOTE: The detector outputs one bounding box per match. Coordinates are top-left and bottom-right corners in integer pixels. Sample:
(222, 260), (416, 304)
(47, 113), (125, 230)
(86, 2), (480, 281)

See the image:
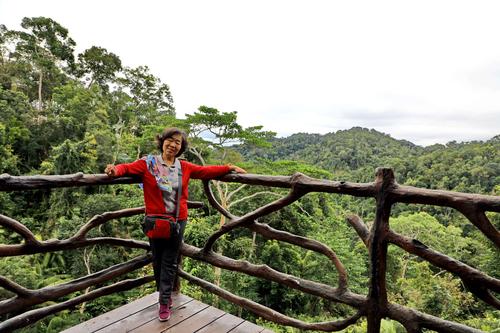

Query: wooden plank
(229, 320), (266, 333)
(129, 298), (209, 333)
(164, 305), (225, 332)
(195, 313), (245, 333)
(63, 292), (271, 333)
(169, 293), (192, 309)
(95, 304), (157, 333)
(61, 292), (159, 333)
(93, 293), (192, 333)
(260, 329), (275, 333)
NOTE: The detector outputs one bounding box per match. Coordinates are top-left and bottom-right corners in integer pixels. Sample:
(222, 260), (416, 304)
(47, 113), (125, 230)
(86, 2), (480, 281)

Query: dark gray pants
(148, 219), (187, 305)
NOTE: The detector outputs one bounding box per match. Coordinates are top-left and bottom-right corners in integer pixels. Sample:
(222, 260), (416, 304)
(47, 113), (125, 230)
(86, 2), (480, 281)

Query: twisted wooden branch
(391, 184), (500, 212)
(346, 215), (370, 246)
(2, 172), (499, 213)
(349, 213), (500, 309)
(0, 276), (31, 297)
(0, 173), (139, 191)
(348, 213), (500, 330)
(0, 254), (152, 315)
(0, 237), (149, 257)
(178, 269), (362, 332)
(0, 214), (41, 245)
(0, 201), (199, 331)
(385, 231), (500, 296)
(0, 202), (204, 257)
(202, 180), (235, 219)
(0, 275), (154, 332)
(459, 208), (500, 248)
(180, 242), (484, 333)
(72, 207), (145, 240)
(219, 173), (378, 197)
(182, 243), (364, 308)
(386, 303), (484, 333)
(248, 222), (349, 291)
(366, 168), (394, 332)
(203, 173), (310, 252)
(203, 175), (349, 291)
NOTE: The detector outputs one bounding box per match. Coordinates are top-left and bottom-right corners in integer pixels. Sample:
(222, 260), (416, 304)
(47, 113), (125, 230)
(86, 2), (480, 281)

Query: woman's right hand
(104, 164), (117, 177)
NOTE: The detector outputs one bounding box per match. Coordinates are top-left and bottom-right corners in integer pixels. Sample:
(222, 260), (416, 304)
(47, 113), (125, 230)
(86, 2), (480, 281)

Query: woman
(104, 127), (246, 321)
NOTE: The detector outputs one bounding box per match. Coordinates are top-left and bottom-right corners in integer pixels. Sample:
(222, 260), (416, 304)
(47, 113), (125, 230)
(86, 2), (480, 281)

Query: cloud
(1, 0), (499, 147)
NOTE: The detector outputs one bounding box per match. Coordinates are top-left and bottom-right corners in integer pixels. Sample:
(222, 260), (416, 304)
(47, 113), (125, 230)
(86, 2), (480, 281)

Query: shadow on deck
(61, 292), (273, 333)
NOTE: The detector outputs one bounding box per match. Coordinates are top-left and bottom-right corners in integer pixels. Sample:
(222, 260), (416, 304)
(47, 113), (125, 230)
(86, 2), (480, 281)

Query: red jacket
(114, 159), (230, 219)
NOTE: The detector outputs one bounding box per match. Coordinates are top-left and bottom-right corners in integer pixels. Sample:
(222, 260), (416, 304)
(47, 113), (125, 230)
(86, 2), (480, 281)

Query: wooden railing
(0, 169), (499, 332)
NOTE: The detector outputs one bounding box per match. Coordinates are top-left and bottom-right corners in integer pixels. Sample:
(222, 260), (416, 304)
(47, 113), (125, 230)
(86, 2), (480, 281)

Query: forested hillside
(238, 128), (421, 172)
(238, 129), (500, 192)
(0, 17), (499, 332)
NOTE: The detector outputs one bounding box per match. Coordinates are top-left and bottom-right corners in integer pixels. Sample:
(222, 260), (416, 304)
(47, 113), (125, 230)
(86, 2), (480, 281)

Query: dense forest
(0, 17), (499, 332)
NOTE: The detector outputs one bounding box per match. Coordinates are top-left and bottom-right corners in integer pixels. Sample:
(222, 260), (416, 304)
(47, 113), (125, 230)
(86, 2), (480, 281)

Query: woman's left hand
(228, 164), (247, 174)
(104, 164), (117, 177)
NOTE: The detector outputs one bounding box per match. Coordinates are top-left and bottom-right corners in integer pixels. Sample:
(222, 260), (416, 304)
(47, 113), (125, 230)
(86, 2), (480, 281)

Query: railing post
(367, 168), (395, 332)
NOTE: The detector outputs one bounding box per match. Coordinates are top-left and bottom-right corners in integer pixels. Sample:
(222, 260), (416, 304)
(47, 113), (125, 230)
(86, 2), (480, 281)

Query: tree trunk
(38, 70), (43, 111)
(213, 185), (227, 307)
(251, 231), (257, 260)
(79, 245), (96, 313)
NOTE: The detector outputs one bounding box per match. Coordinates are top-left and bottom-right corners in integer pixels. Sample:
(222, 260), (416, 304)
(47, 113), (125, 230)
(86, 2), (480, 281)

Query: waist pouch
(143, 215), (180, 239)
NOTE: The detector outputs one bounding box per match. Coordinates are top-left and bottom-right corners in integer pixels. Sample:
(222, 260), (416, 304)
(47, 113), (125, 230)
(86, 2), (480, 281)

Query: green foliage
(395, 261), (473, 318)
(390, 212), (466, 257)
(19, 17), (75, 66)
(463, 311), (500, 332)
(407, 139), (500, 193)
(238, 127), (421, 181)
(385, 213), (495, 321)
(76, 46), (122, 89)
(0, 256), (41, 298)
(0, 86), (31, 173)
(182, 106), (274, 168)
(184, 216), (219, 248)
(45, 311), (85, 333)
(117, 65), (175, 117)
(4, 17), (75, 108)
(186, 105), (276, 149)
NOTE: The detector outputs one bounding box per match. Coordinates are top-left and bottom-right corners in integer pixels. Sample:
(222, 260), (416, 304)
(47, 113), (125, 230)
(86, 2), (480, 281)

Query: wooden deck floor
(62, 292), (273, 333)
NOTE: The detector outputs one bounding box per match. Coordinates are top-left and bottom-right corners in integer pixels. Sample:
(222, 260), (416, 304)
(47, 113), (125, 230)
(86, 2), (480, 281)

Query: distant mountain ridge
(237, 127), (500, 192)
(238, 127), (422, 170)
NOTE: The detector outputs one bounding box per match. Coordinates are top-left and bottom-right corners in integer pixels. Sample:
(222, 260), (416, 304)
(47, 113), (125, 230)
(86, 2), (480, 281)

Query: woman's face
(162, 133), (183, 159)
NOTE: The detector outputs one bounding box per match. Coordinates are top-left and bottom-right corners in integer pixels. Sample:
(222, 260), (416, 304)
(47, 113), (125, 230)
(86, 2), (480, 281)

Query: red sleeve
(114, 159), (147, 177)
(182, 161), (231, 180)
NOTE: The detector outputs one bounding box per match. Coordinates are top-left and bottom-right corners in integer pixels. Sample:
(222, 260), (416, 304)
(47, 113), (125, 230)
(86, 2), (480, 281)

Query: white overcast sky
(1, 0), (500, 146)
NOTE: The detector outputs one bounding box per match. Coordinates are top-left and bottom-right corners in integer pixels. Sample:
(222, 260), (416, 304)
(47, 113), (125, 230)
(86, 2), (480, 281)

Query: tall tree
(184, 106), (275, 216)
(184, 106), (275, 300)
(185, 105), (275, 164)
(0, 86), (31, 173)
(0, 24), (10, 88)
(76, 46), (122, 89)
(7, 17), (75, 110)
(117, 65), (175, 119)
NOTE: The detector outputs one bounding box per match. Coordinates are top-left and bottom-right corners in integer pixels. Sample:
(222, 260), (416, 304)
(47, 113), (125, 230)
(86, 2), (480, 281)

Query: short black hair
(156, 127), (188, 157)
